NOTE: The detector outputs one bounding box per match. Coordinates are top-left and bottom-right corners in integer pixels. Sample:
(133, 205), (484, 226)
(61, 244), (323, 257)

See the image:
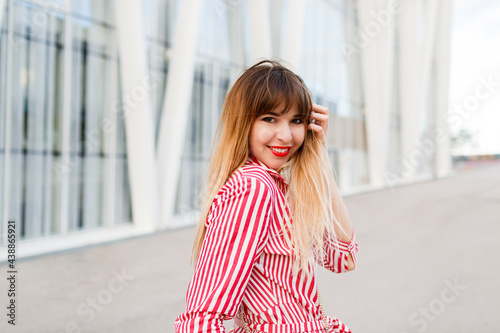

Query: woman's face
(249, 103), (306, 170)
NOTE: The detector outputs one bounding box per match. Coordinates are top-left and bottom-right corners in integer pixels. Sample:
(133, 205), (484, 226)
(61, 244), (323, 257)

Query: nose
(276, 122), (293, 142)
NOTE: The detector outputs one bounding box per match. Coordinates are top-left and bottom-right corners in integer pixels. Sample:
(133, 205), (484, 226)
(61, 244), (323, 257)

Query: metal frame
(58, 0), (73, 235)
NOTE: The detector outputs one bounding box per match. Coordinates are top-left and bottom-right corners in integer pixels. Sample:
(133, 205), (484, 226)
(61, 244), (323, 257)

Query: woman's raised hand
(307, 103), (329, 147)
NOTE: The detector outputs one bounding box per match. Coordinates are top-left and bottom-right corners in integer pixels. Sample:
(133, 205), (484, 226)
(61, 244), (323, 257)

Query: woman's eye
(262, 117), (275, 123)
(292, 119), (303, 124)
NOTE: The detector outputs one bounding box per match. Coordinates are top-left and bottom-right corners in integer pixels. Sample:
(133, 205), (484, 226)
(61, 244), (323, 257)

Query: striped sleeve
(319, 231), (358, 273)
(174, 175), (273, 333)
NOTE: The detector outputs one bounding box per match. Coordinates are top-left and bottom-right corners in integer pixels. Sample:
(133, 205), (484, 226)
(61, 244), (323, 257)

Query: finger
(307, 122), (324, 133)
(310, 111), (328, 122)
(310, 111), (328, 133)
(312, 103), (329, 115)
(310, 119), (322, 127)
(308, 123), (327, 145)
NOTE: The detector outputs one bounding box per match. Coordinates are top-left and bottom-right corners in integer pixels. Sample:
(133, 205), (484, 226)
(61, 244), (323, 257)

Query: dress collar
(245, 155), (288, 184)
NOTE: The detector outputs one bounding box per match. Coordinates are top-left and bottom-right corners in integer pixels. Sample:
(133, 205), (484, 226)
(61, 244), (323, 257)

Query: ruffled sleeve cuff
(336, 231), (358, 269)
(323, 230), (358, 273)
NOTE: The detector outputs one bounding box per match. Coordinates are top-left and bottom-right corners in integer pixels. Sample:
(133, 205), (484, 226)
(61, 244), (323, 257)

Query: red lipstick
(267, 146), (292, 157)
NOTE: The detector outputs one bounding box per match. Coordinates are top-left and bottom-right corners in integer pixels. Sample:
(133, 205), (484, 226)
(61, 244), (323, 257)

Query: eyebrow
(265, 111), (302, 118)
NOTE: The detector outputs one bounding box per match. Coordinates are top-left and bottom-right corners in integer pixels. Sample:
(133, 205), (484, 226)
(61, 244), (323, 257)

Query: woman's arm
(174, 175), (273, 333)
(318, 191), (358, 273)
(309, 103), (357, 271)
(320, 230), (358, 273)
(331, 179), (356, 271)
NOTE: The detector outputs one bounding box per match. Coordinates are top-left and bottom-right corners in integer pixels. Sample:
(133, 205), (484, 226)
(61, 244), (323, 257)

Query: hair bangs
(251, 64), (312, 120)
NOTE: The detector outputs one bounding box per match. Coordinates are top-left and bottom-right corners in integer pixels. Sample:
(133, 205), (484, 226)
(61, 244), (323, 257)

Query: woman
(174, 60), (358, 333)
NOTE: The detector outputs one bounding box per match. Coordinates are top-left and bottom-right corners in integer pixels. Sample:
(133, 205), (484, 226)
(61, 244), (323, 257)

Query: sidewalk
(1, 162), (499, 332)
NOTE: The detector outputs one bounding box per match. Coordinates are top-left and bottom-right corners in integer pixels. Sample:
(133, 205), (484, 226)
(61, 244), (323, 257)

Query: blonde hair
(192, 60), (350, 272)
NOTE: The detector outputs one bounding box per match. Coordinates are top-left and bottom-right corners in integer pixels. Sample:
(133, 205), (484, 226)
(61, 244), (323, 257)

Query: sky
(449, 0), (500, 155)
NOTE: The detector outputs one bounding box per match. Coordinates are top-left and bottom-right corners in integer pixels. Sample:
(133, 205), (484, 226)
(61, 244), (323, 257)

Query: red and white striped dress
(175, 155), (358, 333)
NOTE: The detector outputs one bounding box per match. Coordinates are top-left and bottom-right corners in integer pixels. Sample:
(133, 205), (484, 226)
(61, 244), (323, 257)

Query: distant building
(0, 0), (452, 259)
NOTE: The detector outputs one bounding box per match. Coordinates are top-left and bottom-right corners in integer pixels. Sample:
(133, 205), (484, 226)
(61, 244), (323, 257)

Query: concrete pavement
(1, 161), (499, 332)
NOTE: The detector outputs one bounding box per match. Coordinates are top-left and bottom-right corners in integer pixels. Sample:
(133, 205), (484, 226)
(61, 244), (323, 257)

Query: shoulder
(228, 166), (276, 199)
(239, 163), (278, 192)
(207, 167), (276, 228)
(213, 165), (277, 208)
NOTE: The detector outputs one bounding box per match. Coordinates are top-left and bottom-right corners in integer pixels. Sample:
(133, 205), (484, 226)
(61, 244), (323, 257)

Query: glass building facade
(0, 0), (452, 257)
(0, 0), (132, 246)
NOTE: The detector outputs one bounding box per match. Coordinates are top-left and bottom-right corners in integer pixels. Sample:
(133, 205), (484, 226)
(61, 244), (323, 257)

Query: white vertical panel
(156, 0), (203, 228)
(419, 0), (439, 104)
(114, 121), (128, 223)
(82, 22), (103, 229)
(357, 0), (396, 188)
(398, 0), (423, 181)
(0, 0), (5, 27)
(114, 0), (159, 231)
(9, 3), (26, 236)
(434, 0), (452, 177)
(418, 0), (439, 176)
(146, 0), (161, 126)
(281, 0), (307, 70)
(246, 0), (272, 63)
(269, 0), (283, 57)
(42, 16), (57, 236)
(375, 0), (396, 186)
(227, 2), (245, 77)
(102, 33), (118, 227)
(68, 23), (83, 232)
(24, 9), (48, 238)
